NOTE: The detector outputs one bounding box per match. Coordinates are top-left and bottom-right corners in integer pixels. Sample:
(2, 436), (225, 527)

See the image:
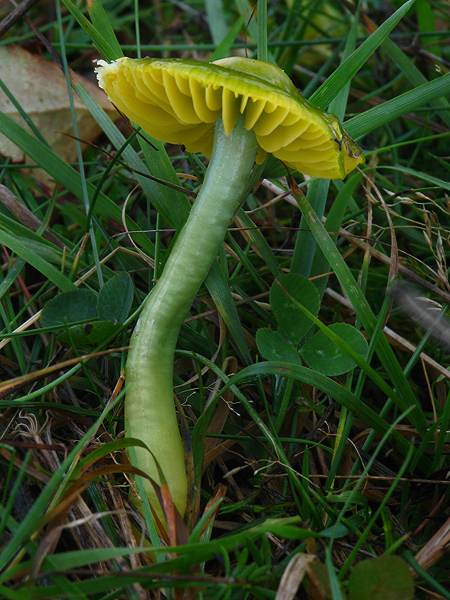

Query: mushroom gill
(96, 56), (364, 179)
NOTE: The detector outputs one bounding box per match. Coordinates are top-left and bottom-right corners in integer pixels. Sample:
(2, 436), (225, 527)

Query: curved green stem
(125, 115), (259, 519)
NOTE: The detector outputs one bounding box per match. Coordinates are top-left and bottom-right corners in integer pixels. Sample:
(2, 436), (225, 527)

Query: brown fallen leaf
(413, 514), (450, 574)
(0, 45), (115, 185)
(275, 553), (318, 600)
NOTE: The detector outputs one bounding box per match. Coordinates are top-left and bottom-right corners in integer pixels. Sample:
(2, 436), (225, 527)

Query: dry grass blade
(414, 515), (450, 573)
(0, 0), (41, 37)
(393, 284), (450, 351)
(0, 347), (129, 398)
(325, 287), (450, 381)
(275, 553), (317, 600)
(0, 184), (66, 248)
(62, 130), (195, 197)
(360, 167), (399, 324)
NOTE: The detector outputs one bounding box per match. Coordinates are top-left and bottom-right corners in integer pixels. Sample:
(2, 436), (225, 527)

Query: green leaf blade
(97, 272), (133, 323)
(41, 290), (98, 328)
(270, 274), (320, 345)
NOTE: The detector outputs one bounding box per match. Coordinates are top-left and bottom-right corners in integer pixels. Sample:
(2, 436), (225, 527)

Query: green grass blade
(207, 261), (252, 364)
(59, 0), (122, 61)
(234, 0), (258, 46)
(311, 173), (363, 298)
(0, 230), (75, 292)
(73, 81), (191, 229)
(222, 361), (423, 465)
(209, 13), (247, 62)
(381, 36), (450, 127)
(291, 178), (330, 276)
(416, 0), (441, 57)
(0, 395), (123, 572)
(292, 12), (358, 278)
(85, 0), (123, 59)
(292, 190), (430, 437)
(0, 111), (154, 256)
(236, 209), (282, 278)
(74, 81), (256, 362)
(206, 0), (232, 45)
(346, 73), (450, 138)
(257, 0), (268, 62)
(309, 0), (416, 109)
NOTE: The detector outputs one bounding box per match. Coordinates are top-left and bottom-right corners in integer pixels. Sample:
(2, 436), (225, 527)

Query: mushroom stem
(126, 114), (259, 520)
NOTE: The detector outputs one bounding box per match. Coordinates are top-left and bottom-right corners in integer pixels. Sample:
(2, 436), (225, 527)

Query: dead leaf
(0, 45), (115, 185)
(275, 553), (317, 600)
(306, 561), (340, 600)
(414, 514), (450, 573)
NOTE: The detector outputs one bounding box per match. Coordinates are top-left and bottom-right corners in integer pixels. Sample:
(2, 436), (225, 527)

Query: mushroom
(95, 56), (364, 523)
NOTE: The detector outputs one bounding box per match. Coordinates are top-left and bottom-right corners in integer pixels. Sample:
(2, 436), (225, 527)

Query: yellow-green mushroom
(96, 56), (364, 523)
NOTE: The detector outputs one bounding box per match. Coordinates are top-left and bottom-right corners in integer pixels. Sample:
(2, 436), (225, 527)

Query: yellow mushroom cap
(96, 56), (364, 179)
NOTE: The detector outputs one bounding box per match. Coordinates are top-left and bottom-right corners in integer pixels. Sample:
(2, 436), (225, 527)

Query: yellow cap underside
(98, 58), (363, 179)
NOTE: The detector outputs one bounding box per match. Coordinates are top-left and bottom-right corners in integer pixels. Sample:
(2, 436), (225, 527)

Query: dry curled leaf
(275, 553), (317, 600)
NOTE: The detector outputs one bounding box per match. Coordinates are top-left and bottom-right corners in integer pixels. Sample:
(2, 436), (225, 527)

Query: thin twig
(0, 0), (41, 37)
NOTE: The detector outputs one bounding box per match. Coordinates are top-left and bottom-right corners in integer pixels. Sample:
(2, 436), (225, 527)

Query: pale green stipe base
(125, 115), (259, 522)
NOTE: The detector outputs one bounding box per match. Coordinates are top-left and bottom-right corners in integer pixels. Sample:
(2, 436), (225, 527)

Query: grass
(1, 0), (450, 598)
